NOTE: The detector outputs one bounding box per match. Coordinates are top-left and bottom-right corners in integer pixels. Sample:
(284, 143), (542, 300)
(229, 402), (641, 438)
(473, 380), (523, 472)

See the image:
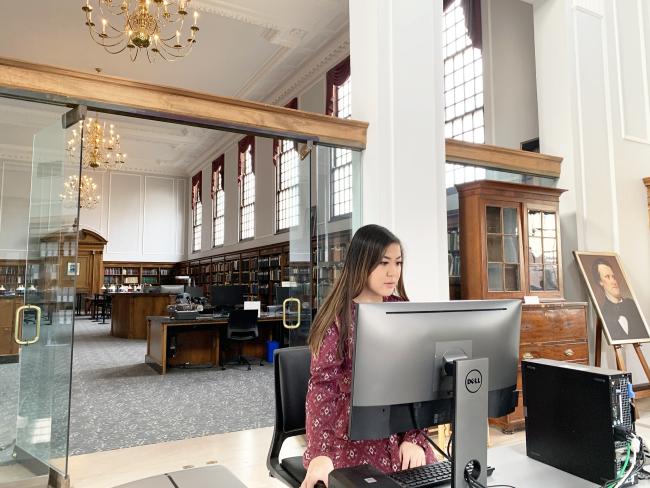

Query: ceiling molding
(235, 46), (292, 99)
(266, 27), (349, 106)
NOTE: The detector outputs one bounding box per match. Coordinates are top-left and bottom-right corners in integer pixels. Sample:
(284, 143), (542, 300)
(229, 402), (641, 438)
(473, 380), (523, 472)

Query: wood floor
(63, 397), (650, 488)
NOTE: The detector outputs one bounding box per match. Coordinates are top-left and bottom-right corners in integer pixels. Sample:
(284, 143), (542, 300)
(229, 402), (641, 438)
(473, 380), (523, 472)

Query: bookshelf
(0, 260), (26, 291)
(103, 262), (176, 287)
(179, 230), (352, 308)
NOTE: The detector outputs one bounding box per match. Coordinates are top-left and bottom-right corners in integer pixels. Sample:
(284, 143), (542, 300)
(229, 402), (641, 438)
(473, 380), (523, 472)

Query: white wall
(534, 0), (650, 381)
(482, 0), (539, 149)
(79, 170), (187, 263)
(0, 161), (31, 260)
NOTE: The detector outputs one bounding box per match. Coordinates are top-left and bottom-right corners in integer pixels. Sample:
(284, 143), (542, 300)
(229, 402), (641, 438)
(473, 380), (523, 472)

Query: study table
(145, 313), (288, 374)
(331, 440), (650, 487)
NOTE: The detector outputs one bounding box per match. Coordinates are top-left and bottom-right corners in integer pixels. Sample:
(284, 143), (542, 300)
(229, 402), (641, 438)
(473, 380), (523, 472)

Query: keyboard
(388, 461), (453, 487)
(387, 460), (494, 488)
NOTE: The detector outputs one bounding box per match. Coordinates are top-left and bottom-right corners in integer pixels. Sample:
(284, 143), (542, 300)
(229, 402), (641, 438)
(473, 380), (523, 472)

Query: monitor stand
(449, 357), (489, 488)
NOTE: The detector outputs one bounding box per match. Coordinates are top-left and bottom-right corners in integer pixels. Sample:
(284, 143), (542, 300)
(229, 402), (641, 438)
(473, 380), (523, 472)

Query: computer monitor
(159, 284), (185, 294)
(350, 299), (520, 438)
(274, 285), (295, 305)
(350, 300), (521, 486)
(210, 285), (248, 311)
(186, 286), (204, 299)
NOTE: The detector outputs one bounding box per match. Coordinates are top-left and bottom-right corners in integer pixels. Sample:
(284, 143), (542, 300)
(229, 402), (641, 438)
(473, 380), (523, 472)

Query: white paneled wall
(535, 0), (650, 379)
(79, 171), (186, 262)
(0, 162), (31, 260)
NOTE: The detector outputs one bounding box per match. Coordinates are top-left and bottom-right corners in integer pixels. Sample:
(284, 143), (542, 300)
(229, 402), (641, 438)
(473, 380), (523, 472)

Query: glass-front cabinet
(456, 180), (566, 300)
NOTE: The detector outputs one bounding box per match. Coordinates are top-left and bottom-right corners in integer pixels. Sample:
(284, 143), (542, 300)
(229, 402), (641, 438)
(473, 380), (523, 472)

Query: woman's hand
(399, 441), (426, 470)
(300, 456), (334, 488)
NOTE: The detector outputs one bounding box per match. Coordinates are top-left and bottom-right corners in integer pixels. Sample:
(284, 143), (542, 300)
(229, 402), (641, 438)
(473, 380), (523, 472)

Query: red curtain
(211, 154), (224, 197)
(273, 98), (299, 165)
(191, 171), (202, 209)
(443, 0), (482, 49)
(326, 56), (351, 116)
(238, 135), (255, 183)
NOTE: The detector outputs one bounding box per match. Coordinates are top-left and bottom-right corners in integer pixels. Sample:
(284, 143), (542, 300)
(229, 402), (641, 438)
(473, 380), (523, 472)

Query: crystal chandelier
(82, 0), (200, 62)
(67, 116), (127, 170)
(59, 175), (101, 210)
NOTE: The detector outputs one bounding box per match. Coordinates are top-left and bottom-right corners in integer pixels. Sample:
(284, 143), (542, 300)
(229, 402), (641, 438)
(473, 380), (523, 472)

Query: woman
(301, 224), (435, 488)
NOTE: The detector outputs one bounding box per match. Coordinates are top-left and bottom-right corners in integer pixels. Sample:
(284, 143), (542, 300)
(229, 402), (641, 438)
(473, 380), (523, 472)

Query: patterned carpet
(68, 318), (275, 455)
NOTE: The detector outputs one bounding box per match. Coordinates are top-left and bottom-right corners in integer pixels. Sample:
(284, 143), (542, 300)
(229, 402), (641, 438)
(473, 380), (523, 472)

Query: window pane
(504, 264), (520, 291)
(504, 236), (519, 263)
(529, 265), (544, 291)
(487, 235), (503, 262)
(488, 263), (504, 291)
(486, 206), (501, 233)
(503, 207), (518, 235)
(544, 266), (559, 291)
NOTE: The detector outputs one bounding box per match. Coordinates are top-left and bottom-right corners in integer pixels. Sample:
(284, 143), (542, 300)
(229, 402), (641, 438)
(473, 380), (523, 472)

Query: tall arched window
(212, 155), (225, 247)
(191, 171), (202, 252)
(443, 0), (484, 144)
(326, 57), (353, 218)
(238, 136), (255, 240)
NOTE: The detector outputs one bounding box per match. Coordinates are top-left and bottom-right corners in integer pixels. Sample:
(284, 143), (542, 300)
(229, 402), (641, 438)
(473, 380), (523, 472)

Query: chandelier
(82, 0), (200, 62)
(67, 116), (127, 170)
(60, 175), (101, 210)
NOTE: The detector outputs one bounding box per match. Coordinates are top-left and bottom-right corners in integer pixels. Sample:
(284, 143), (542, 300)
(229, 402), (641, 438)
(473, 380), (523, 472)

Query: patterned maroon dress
(303, 295), (436, 473)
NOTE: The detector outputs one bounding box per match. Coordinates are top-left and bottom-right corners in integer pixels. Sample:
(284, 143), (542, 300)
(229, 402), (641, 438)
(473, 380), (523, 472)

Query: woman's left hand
(399, 441), (426, 470)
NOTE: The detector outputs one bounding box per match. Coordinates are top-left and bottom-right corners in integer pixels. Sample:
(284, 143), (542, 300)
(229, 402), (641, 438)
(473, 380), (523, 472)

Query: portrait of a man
(575, 252), (650, 345)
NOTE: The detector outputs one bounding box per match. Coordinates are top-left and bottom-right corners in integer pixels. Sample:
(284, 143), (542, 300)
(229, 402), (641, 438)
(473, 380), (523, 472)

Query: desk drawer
(521, 306), (587, 344)
(519, 341), (588, 364)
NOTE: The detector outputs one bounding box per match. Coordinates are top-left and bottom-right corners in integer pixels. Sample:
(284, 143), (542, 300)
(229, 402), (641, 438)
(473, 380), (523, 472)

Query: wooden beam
(445, 139), (563, 178)
(643, 177), (650, 225)
(0, 57), (368, 149)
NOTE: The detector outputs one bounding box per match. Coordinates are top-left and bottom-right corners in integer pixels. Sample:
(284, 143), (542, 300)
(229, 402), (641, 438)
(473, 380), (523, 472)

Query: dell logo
(465, 370), (483, 393)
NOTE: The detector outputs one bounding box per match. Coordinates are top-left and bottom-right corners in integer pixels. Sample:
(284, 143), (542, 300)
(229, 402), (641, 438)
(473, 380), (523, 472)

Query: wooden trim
(643, 177), (650, 224)
(445, 139), (563, 178)
(0, 57), (368, 149)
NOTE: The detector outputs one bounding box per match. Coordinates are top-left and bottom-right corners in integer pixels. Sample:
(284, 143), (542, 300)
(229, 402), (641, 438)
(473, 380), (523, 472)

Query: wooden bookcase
(103, 262), (176, 287)
(178, 230), (352, 308)
(455, 179), (588, 433)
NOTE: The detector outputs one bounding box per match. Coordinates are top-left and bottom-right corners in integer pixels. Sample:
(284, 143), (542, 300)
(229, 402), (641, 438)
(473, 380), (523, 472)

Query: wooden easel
(594, 317), (650, 384)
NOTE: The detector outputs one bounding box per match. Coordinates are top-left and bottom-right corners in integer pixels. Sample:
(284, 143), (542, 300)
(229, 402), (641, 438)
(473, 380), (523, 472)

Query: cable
(424, 433), (450, 461)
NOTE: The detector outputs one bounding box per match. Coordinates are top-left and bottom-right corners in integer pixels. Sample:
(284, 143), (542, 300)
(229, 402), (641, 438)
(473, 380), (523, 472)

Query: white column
(534, 0), (650, 379)
(349, 0), (448, 301)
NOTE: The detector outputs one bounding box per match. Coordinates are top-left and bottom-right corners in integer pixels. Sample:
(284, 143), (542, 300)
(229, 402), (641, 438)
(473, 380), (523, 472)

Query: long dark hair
(308, 224), (408, 358)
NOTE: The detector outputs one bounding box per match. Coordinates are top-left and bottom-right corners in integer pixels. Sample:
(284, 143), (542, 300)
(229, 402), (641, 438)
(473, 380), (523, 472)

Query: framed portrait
(574, 251), (650, 345)
(66, 262), (80, 276)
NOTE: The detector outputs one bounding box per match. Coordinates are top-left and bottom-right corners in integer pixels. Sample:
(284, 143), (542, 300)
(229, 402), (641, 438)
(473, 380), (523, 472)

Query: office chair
(266, 346), (311, 487)
(225, 309), (262, 370)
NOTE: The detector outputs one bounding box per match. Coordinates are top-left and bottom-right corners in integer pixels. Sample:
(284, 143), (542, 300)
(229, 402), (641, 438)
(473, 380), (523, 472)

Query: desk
(484, 441), (650, 487)
(145, 314), (284, 374)
(111, 293), (174, 339)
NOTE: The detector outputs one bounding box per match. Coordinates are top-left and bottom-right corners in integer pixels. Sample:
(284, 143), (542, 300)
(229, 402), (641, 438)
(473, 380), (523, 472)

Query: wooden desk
(145, 315), (283, 374)
(111, 293), (174, 339)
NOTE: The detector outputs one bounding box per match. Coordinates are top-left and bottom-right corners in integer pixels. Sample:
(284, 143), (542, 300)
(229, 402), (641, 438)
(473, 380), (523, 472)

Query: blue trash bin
(266, 340), (280, 363)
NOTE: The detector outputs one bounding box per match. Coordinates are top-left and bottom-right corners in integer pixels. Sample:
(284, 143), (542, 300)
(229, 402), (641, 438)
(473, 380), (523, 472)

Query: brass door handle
(14, 304), (42, 345)
(564, 348), (575, 357)
(522, 352), (534, 360)
(282, 297), (301, 330)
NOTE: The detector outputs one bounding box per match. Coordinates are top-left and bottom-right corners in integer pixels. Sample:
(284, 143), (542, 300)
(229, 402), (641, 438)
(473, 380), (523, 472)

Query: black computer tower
(522, 358), (636, 486)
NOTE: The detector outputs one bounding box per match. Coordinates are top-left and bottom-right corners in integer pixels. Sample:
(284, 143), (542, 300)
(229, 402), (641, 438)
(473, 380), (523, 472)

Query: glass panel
(315, 145), (361, 329)
(503, 236), (519, 263)
(504, 264), (520, 291)
(543, 211), (557, 237)
(544, 266), (559, 291)
(543, 238), (557, 264)
(503, 207), (518, 235)
(486, 206), (501, 233)
(487, 263), (504, 291)
(528, 210), (542, 238)
(529, 265), (544, 291)
(487, 235), (503, 262)
(529, 236), (542, 264)
(285, 147), (313, 347)
(5, 111), (82, 483)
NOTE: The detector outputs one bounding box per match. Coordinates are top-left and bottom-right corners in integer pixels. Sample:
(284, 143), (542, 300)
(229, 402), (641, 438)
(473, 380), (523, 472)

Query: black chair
(225, 309), (262, 370)
(266, 346), (311, 487)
